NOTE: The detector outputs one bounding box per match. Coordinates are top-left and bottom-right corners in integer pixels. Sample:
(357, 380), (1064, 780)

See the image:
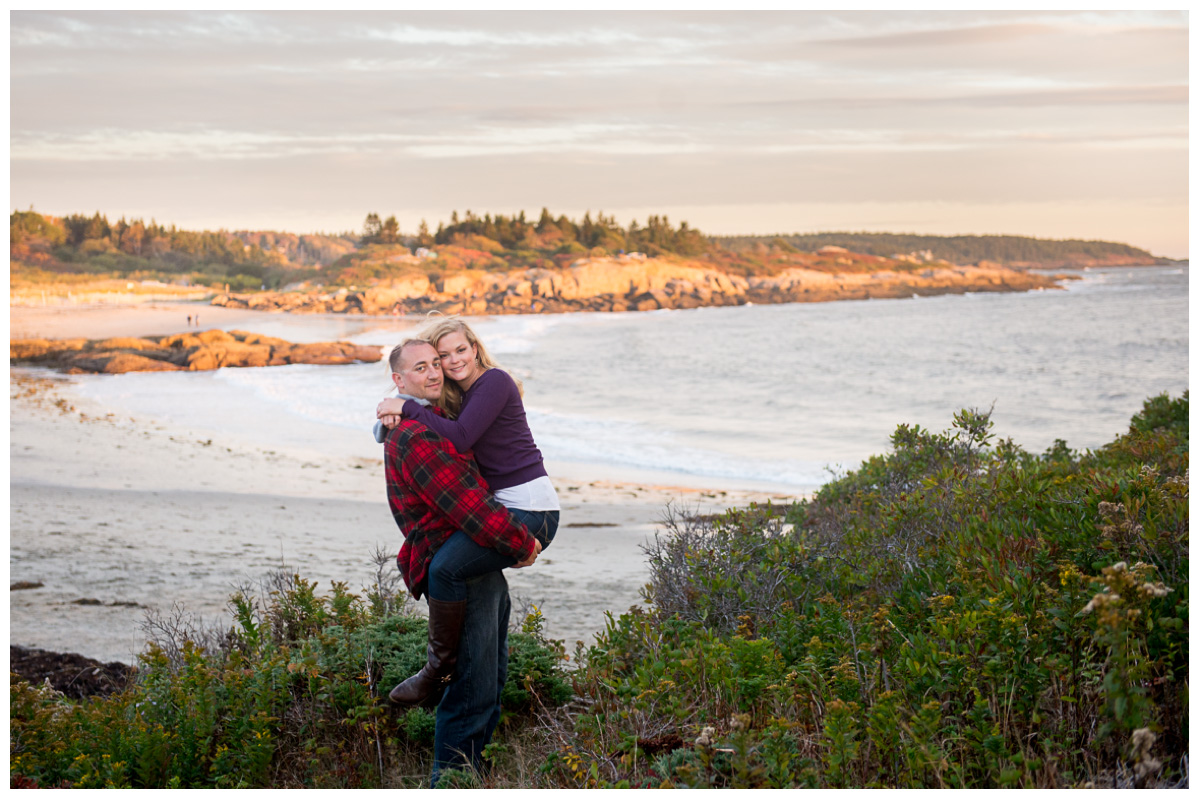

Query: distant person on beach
(375, 317), (561, 699)
(381, 338), (541, 787)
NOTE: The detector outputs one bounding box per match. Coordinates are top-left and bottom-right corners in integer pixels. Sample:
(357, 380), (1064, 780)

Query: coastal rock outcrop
(10, 645), (134, 700)
(10, 329), (382, 375)
(210, 256), (1069, 317)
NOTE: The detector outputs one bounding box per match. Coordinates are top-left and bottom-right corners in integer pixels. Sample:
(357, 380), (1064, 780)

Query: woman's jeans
(427, 509), (559, 603)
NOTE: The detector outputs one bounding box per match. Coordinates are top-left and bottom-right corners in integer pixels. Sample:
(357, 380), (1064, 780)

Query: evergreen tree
(379, 215), (400, 244)
(536, 207), (556, 234)
(361, 213), (382, 245)
(416, 219), (434, 248)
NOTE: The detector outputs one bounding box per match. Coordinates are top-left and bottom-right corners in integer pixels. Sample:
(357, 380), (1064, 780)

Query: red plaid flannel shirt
(385, 417), (536, 599)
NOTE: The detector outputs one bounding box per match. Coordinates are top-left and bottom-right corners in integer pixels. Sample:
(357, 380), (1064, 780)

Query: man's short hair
(389, 338), (435, 373)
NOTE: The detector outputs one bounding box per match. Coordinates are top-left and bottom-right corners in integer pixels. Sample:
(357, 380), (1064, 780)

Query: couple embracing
(374, 317), (559, 787)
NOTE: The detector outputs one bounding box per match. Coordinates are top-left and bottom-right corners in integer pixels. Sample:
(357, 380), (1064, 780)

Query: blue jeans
(427, 509), (559, 603)
(431, 570), (510, 788)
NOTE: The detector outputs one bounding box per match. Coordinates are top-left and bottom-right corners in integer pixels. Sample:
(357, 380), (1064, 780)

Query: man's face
(392, 342), (444, 401)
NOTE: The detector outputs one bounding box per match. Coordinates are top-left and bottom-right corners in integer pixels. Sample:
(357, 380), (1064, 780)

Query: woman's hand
(379, 414), (403, 430)
(376, 397), (407, 419)
(514, 539), (542, 568)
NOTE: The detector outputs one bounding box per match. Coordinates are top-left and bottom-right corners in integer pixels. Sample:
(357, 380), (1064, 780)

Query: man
(381, 338), (540, 787)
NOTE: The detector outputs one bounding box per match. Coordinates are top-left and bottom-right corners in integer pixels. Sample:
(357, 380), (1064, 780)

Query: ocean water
(70, 267), (1189, 493)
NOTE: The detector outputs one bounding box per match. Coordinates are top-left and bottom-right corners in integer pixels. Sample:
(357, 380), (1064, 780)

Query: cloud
(8, 10), (1188, 253)
(758, 126), (1187, 155)
(9, 122), (713, 162)
(9, 129), (421, 161)
(823, 22), (1058, 49)
(957, 84), (1187, 107)
(360, 21), (644, 49)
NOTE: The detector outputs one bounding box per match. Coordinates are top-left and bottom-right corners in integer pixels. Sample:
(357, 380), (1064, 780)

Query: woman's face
(437, 330), (481, 387)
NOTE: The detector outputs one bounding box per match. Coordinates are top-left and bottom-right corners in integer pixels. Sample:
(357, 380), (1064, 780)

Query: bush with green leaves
(11, 567), (571, 788)
(545, 393), (1187, 788)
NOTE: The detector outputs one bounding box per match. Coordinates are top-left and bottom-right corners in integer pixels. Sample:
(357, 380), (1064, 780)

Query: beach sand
(10, 300), (282, 341)
(9, 304), (798, 664)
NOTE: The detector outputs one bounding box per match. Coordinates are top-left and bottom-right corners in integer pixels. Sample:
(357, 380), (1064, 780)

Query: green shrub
(10, 568), (571, 788)
(549, 394), (1188, 788)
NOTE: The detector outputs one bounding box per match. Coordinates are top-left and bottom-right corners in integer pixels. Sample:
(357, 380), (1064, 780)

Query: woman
(377, 317), (560, 706)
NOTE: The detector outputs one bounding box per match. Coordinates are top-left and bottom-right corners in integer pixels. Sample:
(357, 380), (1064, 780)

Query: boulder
(158, 333), (205, 349)
(67, 352), (181, 374)
(90, 337), (162, 352)
(632, 292), (663, 311)
(442, 270), (489, 297)
(216, 342), (274, 368)
(184, 346), (220, 371)
(11, 331), (381, 374)
(285, 342), (358, 365)
(362, 275), (432, 307)
(194, 331), (234, 345)
(229, 330), (290, 347)
(10, 338), (88, 360)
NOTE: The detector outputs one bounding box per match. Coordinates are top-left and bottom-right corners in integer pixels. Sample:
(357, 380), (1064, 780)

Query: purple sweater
(402, 368), (548, 492)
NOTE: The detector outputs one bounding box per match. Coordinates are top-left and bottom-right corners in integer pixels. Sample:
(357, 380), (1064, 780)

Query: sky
(9, 10), (1190, 258)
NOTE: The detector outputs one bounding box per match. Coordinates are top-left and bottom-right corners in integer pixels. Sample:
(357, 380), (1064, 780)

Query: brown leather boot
(388, 598), (468, 707)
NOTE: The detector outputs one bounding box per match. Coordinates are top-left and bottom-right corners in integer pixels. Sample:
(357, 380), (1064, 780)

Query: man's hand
(377, 397), (407, 419)
(513, 539), (542, 568)
(380, 414), (403, 430)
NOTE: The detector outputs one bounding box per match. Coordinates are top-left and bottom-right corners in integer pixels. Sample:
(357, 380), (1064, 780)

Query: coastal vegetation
(10, 209), (1166, 303)
(10, 392), (1188, 788)
(715, 232), (1166, 269)
(10, 559), (571, 789)
(10, 210), (354, 293)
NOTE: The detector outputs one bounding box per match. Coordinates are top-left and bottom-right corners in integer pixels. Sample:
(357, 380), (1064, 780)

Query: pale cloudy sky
(9, 10), (1189, 257)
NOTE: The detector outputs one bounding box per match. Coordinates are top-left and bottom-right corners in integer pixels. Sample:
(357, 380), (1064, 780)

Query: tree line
(13, 210), (268, 267)
(358, 208), (709, 258)
(13, 206), (1165, 294)
(9, 210), (330, 291)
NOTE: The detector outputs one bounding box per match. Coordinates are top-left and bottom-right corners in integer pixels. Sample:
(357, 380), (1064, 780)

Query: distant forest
(10, 210), (356, 290)
(715, 232), (1164, 266)
(362, 208), (708, 258)
(10, 208), (1171, 292)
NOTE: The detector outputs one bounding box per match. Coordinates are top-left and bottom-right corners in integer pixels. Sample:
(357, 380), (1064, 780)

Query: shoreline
(10, 368), (798, 665)
(8, 265), (1185, 666)
(211, 258), (1071, 316)
(12, 265), (1178, 349)
(11, 258), (1091, 334)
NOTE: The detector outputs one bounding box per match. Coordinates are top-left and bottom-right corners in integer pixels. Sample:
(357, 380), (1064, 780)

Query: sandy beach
(9, 303), (797, 665)
(10, 300), (274, 341)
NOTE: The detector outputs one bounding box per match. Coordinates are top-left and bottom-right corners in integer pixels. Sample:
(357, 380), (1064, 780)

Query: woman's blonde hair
(418, 316), (522, 417)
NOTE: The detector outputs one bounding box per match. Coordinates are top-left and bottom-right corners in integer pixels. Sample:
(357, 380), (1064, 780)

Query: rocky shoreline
(10, 328), (382, 375)
(210, 256), (1071, 316)
(10, 645), (135, 700)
